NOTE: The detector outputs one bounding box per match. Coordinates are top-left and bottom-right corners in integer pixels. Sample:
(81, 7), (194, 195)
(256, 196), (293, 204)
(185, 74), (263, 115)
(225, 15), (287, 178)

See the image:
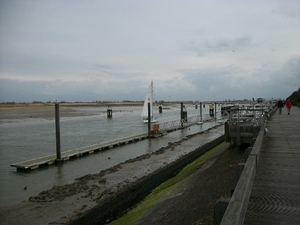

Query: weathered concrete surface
(244, 106), (300, 224)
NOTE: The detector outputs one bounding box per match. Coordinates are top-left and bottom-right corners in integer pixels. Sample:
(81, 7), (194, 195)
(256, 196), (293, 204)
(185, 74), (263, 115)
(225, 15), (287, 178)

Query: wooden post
(183, 111), (187, 123)
(55, 103), (61, 160)
(159, 104), (162, 113)
(215, 102), (217, 120)
(181, 102), (183, 127)
(180, 102), (187, 126)
(236, 109), (241, 146)
(209, 103), (214, 117)
(148, 102), (151, 134)
(107, 106), (112, 118)
(200, 102), (203, 122)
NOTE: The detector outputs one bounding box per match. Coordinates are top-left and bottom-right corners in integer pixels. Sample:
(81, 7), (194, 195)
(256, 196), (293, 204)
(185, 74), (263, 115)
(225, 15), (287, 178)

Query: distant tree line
(287, 87), (300, 106)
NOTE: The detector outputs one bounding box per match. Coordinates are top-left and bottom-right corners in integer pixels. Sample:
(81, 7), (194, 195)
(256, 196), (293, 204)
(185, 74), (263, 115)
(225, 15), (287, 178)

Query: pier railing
(219, 107), (277, 224)
(219, 116), (266, 225)
(226, 102), (275, 124)
(224, 103), (275, 146)
(158, 113), (226, 133)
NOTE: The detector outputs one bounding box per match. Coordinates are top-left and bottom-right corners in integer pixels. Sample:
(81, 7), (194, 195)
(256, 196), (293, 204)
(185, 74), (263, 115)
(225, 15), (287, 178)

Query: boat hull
(143, 119), (158, 124)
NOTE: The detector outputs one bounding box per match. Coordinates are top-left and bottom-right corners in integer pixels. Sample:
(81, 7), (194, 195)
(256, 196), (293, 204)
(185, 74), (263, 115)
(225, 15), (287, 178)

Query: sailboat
(141, 80), (158, 123)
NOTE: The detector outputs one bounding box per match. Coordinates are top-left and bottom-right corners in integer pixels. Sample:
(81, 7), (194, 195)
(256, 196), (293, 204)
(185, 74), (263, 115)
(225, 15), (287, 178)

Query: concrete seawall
(69, 135), (225, 225)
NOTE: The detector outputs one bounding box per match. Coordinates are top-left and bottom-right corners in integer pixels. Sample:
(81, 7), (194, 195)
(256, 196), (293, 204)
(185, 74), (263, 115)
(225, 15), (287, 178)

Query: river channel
(0, 105), (221, 208)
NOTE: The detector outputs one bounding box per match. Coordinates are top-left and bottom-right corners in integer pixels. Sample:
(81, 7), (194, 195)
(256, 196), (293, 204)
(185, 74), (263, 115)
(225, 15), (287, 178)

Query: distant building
(257, 98), (263, 103)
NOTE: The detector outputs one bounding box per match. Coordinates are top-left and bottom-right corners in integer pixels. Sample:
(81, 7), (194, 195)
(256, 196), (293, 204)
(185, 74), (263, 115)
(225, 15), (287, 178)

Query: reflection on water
(0, 105), (221, 208)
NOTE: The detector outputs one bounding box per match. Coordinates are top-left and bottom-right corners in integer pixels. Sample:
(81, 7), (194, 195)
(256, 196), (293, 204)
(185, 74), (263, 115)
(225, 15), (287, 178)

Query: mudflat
(0, 102), (144, 120)
(0, 125), (237, 225)
(0, 103), (242, 225)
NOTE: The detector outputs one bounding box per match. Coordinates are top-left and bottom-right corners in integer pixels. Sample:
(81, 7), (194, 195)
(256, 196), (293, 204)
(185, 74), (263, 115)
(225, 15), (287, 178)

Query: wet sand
(0, 103), (144, 120)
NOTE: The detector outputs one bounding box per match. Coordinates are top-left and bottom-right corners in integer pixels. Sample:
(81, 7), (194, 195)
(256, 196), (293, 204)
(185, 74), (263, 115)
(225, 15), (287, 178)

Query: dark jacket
(277, 100), (284, 108)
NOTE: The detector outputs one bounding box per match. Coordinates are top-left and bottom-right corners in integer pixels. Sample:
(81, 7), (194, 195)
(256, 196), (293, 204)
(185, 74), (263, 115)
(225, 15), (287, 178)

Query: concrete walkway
(244, 106), (300, 224)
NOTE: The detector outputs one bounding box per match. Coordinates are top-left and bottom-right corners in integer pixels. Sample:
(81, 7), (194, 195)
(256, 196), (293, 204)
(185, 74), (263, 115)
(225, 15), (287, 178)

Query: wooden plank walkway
(11, 133), (149, 170)
(244, 106), (300, 224)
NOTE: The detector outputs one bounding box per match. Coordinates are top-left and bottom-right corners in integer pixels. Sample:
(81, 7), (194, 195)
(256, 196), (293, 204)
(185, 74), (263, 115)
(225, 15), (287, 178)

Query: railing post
(215, 102), (217, 120)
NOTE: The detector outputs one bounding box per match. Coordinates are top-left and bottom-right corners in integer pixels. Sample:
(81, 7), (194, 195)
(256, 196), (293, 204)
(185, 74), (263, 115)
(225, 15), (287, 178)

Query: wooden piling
(181, 102), (187, 126)
(181, 102), (184, 127)
(107, 106), (112, 118)
(200, 102), (203, 121)
(159, 104), (162, 113)
(209, 103), (214, 117)
(215, 102), (217, 119)
(183, 111), (187, 122)
(55, 103), (61, 160)
(148, 102), (151, 134)
(181, 102), (183, 120)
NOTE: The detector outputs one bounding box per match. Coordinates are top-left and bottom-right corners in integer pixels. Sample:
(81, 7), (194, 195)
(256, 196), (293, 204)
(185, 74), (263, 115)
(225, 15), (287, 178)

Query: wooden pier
(11, 133), (149, 170)
(221, 105), (300, 225)
(11, 113), (226, 171)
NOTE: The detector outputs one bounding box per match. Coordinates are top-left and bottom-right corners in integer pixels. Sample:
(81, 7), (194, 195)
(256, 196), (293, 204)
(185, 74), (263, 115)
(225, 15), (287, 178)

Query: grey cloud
(1, 1), (299, 102)
(282, 56), (300, 74)
(178, 66), (244, 90)
(275, 55), (300, 87)
(0, 77), (149, 103)
(188, 36), (254, 56)
(273, 2), (300, 19)
(0, 51), (82, 77)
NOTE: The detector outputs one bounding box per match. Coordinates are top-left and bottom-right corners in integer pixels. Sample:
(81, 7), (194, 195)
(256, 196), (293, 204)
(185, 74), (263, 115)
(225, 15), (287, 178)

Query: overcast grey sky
(0, 0), (299, 102)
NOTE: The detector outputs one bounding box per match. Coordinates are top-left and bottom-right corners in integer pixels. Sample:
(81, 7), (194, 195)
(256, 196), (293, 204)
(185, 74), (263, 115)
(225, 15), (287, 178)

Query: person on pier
(285, 99), (293, 115)
(277, 99), (284, 115)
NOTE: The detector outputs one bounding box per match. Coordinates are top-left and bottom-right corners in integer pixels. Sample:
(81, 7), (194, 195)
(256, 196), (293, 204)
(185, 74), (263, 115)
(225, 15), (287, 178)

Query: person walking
(277, 99), (284, 114)
(285, 99), (292, 115)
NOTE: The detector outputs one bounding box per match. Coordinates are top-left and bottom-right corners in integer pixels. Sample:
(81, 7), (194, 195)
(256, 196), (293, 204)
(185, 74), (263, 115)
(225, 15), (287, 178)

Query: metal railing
(158, 112), (226, 133)
(225, 104), (274, 127)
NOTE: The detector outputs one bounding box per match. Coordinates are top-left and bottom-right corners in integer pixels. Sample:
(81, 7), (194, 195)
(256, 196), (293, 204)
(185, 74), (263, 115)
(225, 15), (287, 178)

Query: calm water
(0, 105), (221, 208)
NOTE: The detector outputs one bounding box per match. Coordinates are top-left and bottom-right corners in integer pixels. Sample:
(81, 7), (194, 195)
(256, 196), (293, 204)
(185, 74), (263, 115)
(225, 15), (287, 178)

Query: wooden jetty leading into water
(11, 113), (227, 171)
(11, 133), (149, 170)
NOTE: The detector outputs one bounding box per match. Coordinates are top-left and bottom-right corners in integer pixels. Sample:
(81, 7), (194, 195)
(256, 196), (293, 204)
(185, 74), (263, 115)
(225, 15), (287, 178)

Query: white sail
(141, 81), (157, 123)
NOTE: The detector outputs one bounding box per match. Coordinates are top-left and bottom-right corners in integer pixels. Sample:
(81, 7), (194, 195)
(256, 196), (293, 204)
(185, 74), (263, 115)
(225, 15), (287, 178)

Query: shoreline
(0, 103), (182, 120)
(0, 103), (141, 120)
(0, 125), (225, 225)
